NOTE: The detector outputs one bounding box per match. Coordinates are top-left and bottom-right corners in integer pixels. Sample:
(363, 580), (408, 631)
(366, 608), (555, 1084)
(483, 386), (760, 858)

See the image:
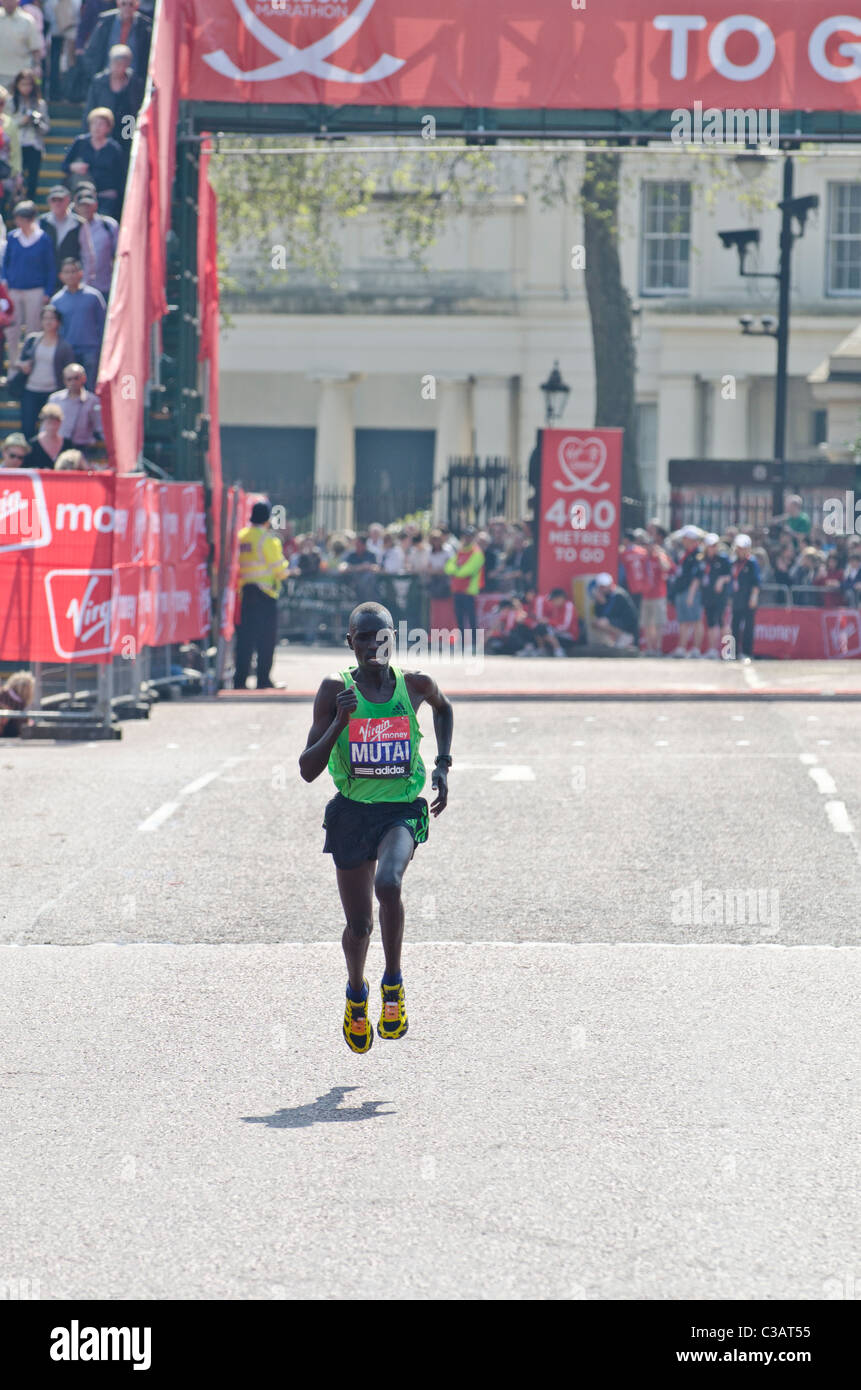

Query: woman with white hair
(730, 534), (761, 662)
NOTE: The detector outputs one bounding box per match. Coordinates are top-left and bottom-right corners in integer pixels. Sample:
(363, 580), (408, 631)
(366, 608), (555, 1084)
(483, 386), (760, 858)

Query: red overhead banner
(538, 429), (623, 595)
(172, 1), (861, 111)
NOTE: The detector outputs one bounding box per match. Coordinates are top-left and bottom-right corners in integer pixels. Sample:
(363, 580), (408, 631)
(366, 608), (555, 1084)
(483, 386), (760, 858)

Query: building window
(636, 402), (658, 465)
(827, 183), (861, 296)
(640, 181), (691, 295)
(812, 409), (828, 446)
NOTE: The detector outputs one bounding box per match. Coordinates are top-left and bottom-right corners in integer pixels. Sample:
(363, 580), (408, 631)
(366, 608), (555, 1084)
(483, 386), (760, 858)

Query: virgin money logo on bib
(349, 715), (411, 777)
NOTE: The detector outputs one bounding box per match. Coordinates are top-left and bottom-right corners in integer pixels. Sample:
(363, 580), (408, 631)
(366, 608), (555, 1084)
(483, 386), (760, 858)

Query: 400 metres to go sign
(543, 497), (618, 530)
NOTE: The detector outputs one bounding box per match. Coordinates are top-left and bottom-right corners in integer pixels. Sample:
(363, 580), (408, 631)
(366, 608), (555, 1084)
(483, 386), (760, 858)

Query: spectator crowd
(276, 496), (861, 661)
(0, 1), (151, 468)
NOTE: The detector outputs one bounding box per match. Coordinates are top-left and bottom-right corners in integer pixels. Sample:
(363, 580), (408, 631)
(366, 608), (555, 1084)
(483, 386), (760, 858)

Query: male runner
(299, 603), (453, 1054)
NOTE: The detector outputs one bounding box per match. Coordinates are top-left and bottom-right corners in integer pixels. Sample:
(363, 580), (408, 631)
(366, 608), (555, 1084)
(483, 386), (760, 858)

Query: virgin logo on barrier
(181, 485), (207, 560)
(196, 563), (211, 634)
(45, 570), (113, 659)
(554, 437), (611, 495)
(202, 0), (405, 84)
(823, 610), (861, 658)
(0, 473), (52, 554)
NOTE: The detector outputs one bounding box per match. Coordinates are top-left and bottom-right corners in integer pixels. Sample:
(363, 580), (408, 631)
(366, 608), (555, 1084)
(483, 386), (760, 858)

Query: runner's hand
(430, 768), (448, 816)
(335, 687), (358, 726)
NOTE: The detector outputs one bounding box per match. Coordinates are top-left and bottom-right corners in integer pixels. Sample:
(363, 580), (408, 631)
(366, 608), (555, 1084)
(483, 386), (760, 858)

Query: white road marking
(825, 801), (854, 835)
(139, 758), (247, 832)
(491, 765), (536, 782)
(166, 743), (180, 750)
(178, 756), (245, 799)
(138, 802), (180, 834)
(655, 740), (668, 747)
(817, 740), (832, 747)
(737, 740), (750, 746)
(799, 753), (818, 766)
(809, 767), (838, 795)
(178, 769), (227, 797)
(732, 715), (745, 722)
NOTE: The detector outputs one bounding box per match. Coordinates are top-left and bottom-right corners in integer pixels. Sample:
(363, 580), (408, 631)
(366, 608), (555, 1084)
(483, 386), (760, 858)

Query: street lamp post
(540, 360), (571, 427)
(530, 362), (571, 531)
(718, 155), (819, 513)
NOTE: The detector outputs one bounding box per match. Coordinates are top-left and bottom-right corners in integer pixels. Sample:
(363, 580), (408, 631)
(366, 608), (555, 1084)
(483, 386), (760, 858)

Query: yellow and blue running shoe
(378, 978), (408, 1040)
(343, 980), (373, 1054)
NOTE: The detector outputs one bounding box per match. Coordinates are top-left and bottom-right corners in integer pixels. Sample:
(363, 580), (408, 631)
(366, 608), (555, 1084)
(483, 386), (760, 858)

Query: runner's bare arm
(299, 676), (357, 782)
(409, 673), (453, 815)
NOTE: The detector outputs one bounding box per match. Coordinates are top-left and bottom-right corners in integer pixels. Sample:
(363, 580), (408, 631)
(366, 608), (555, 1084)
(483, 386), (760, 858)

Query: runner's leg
(336, 860), (375, 993)
(375, 825), (416, 979)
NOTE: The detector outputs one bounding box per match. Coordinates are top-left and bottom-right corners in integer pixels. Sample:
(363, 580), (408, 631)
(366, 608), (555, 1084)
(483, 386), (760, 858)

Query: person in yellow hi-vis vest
(444, 525), (485, 638)
(234, 501), (290, 690)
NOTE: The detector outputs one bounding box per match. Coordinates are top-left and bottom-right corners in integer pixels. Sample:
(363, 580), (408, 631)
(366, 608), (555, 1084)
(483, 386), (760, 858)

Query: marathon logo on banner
(202, 0), (405, 86)
(349, 715), (411, 777)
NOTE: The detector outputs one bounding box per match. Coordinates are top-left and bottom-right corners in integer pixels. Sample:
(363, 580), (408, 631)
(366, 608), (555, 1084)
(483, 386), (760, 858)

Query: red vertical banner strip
(537, 429), (623, 595)
(197, 141), (222, 578)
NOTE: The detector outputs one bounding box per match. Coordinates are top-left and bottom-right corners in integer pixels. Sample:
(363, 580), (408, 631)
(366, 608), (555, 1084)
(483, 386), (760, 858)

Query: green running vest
(328, 665), (425, 803)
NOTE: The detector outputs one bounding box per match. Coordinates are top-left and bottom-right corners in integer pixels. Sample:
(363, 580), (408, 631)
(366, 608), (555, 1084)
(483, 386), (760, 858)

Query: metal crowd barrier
(3, 643), (212, 741)
(713, 583), (857, 611)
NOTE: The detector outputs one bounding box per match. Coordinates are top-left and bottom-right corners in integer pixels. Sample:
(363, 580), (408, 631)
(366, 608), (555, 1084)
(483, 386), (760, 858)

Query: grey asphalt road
(1, 665), (859, 1299)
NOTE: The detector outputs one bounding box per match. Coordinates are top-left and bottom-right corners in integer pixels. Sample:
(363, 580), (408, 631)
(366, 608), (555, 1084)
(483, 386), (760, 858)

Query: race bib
(349, 716), (411, 778)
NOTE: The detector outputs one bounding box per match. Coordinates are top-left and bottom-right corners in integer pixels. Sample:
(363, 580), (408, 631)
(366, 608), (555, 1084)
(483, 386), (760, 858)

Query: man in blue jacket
(1, 199), (55, 367)
(82, 0), (151, 80)
(51, 256), (106, 389)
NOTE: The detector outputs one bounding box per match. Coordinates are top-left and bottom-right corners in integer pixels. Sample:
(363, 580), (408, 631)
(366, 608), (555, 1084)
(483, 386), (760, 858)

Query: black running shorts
(322, 792), (429, 871)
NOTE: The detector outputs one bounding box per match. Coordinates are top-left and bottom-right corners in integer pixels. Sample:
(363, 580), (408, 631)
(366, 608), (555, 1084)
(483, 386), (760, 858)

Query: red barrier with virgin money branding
(538, 429), (623, 595)
(0, 472), (210, 664)
(176, 1), (861, 113)
(660, 605), (861, 659)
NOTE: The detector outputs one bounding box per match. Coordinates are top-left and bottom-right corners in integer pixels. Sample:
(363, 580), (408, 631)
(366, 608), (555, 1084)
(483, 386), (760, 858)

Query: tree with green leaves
(210, 138), (494, 287)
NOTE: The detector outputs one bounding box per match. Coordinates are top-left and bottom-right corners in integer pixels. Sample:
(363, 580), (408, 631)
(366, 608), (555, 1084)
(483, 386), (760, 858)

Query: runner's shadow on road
(241, 1086), (395, 1129)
